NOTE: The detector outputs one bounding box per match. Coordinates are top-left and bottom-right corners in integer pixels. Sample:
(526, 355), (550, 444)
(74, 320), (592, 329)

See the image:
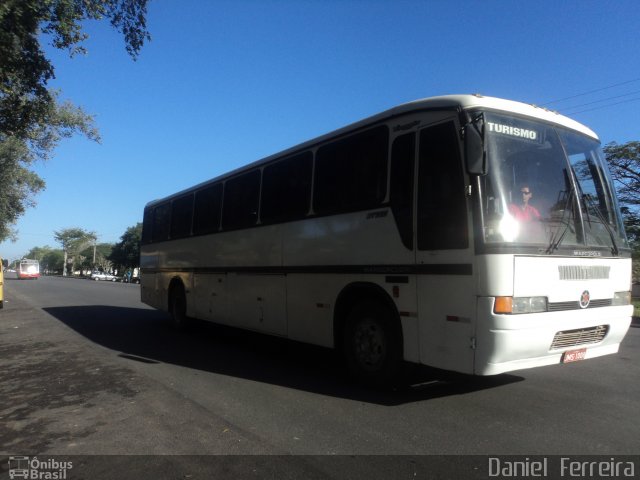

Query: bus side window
(193, 183), (223, 235)
(170, 193), (194, 239)
(142, 207), (153, 244)
(314, 125), (388, 215)
(222, 170), (261, 230)
(390, 132), (415, 250)
(152, 202), (171, 243)
(261, 151), (312, 224)
(417, 121), (468, 250)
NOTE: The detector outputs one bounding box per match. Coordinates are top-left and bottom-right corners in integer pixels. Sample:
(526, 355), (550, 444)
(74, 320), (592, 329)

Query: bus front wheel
(343, 301), (402, 387)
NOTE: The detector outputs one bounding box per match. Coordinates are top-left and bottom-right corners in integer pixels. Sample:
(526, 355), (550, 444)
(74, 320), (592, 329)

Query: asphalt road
(1, 275), (639, 477)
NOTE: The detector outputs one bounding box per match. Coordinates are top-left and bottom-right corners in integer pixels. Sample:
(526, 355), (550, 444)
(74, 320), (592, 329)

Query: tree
(604, 141), (640, 280)
(108, 223), (142, 272)
(24, 245), (54, 261)
(79, 242), (114, 272)
(42, 249), (65, 273)
(604, 142), (640, 243)
(23, 245), (65, 273)
(0, 0), (150, 241)
(54, 227), (97, 276)
(0, 97), (99, 241)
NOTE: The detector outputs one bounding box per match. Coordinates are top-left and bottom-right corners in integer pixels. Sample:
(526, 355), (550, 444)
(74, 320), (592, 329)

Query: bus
(0, 257), (7, 309)
(18, 259), (40, 279)
(140, 94), (632, 385)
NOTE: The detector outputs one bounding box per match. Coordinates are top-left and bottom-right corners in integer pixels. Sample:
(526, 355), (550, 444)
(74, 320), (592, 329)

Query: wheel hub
(354, 319), (386, 369)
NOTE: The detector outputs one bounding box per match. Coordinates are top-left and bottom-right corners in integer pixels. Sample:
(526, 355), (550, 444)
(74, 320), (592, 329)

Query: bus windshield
(479, 112), (628, 254)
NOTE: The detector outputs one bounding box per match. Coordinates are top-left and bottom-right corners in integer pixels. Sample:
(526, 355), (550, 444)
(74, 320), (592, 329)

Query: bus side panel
(282, 211), (413, 266)
(286, 274), (345, 348)
(194, 273), (228, 324)
(417, 271), (476, 374)
(204, 225), (282, 269)
(282, 212), (417, 355)
(141, 273), (163, 311)
(227, 273), (287, 336)
(140, 249), (164, 311)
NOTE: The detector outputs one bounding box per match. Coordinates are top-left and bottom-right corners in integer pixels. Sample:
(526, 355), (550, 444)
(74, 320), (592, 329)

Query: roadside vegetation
(14, 223), (141, 277)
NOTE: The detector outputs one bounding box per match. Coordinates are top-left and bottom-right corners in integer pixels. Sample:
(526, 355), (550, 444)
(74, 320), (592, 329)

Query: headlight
(612, 291), (631, 306)
(494, 296), (548, 314)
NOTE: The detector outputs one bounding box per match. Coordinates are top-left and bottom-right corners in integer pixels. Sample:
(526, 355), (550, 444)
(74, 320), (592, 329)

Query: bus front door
(415, 120), (476, 374)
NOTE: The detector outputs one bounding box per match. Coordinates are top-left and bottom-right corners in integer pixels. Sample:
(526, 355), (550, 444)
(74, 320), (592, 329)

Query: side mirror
(464, 124), (487, 175)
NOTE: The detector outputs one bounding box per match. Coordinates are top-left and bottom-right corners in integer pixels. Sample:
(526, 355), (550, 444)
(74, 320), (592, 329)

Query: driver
(509, 185), (541, 221)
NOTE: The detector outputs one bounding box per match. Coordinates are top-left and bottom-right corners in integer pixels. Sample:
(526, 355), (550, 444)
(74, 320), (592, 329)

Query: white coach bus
(140, 94), (632, 384)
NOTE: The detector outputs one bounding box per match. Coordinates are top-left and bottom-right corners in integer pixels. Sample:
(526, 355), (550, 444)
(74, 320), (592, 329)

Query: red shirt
(509, 203), (541, 221)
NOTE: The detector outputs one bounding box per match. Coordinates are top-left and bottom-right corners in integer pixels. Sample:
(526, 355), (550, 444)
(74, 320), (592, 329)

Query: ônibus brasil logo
(8, 457), (73, 479)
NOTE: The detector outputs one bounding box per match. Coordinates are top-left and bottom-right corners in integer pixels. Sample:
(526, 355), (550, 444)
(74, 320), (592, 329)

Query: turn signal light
(494, 296), (548, 314)
(494, 296), (513, 314)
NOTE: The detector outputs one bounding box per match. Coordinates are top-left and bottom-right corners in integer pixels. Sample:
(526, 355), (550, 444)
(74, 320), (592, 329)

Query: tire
(169, 283), (190, 330)
(94, 277), (100, 281)
(342, 300), (403, 387)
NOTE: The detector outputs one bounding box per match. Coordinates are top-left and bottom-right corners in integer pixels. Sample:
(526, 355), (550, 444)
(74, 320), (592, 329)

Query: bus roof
(400, 94), (598, 139)
(146, 94), (598, 208)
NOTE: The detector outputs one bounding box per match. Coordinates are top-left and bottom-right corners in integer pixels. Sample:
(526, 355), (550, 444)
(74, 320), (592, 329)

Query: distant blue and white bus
(140, 95), (632, 384)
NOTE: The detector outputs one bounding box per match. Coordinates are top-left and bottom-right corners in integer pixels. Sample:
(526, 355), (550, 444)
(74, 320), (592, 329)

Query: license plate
(562, 348), (587, 363)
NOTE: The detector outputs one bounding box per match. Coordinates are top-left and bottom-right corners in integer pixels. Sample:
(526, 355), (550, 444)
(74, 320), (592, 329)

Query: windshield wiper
(582, 194), (619, 256)
(546, 190), (574, 254)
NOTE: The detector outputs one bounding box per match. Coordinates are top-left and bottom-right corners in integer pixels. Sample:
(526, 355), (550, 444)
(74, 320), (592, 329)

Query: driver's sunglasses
(521, 190), (531, 195)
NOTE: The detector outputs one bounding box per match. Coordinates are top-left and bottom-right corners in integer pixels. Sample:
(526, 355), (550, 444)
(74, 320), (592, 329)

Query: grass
(633, 299), (640, 318)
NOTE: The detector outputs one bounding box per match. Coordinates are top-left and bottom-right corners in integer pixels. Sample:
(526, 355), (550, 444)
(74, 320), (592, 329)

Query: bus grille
(558, 265), (610, 280)
(550, 325), (609, 350)
(547, 298), (612, 312)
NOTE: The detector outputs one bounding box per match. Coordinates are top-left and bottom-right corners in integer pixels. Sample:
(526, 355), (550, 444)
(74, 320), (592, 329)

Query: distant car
(90, 271), (117, 282)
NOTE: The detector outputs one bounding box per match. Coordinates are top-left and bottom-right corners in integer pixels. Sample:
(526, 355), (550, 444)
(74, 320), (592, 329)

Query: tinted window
(261, 152), (312, 223)
(170, 194), (194, 239)
(314, 125), (389, 214)
(152, 202), (171, 243)
(417, 121), (468, 250)
(193, 183), (223, 235)
(390, 133), (415, 249)
(222, 170), (261, 230)
(142, 207), (153, 244)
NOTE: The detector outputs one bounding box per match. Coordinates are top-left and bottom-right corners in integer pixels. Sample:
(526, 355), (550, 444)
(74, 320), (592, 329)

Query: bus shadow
(42, 305), (523, 406)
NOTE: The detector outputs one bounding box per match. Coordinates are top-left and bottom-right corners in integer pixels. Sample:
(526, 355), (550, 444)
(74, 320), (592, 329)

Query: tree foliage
(79, 242), (114, 271)
(24, 245), (64, 272)
(604, 141), (640, 281)
(54, 227), (97, 275)
(1, 0), (150, 138)
(604, 142), (640, 207)
(108, 222), (141, 271)
(604, 141), (640, 245)
(0, 0), (150, 242)
(0, 95), (99, 241)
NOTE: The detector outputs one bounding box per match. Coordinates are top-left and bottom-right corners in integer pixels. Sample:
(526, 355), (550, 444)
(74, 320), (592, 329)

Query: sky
(2, 0), (640, 261)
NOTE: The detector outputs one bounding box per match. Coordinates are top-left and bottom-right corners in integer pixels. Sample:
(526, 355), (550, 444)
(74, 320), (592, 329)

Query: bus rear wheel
(169, 284), (190, 330)
(343, 301), (402, 387)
